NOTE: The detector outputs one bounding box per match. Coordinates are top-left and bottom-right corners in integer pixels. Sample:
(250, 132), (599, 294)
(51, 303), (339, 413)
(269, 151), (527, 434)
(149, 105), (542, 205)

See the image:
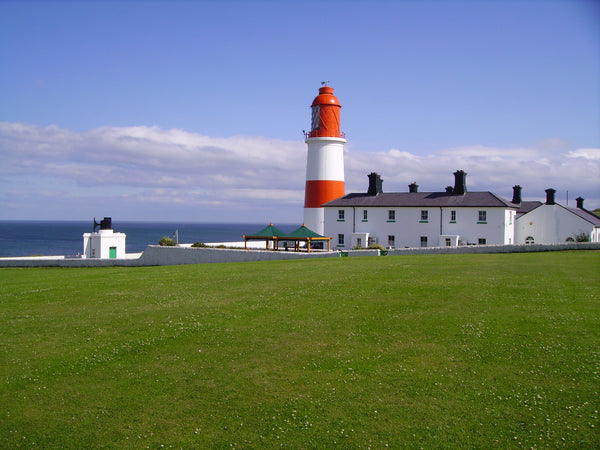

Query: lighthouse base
(303, 208), (325, 236)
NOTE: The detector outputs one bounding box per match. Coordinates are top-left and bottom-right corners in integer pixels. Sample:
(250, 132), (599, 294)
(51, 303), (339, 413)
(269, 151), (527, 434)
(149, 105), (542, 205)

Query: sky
(1, 0), (599, 224)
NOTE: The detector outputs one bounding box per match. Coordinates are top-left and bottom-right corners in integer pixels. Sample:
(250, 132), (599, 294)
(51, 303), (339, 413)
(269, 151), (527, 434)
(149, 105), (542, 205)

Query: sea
(0, 221), (297, 258)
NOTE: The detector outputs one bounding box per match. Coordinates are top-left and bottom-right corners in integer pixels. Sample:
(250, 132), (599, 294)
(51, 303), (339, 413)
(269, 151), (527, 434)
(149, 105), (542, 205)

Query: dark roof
(323, 191), (518, 208)
(516, 201), (543, 216)
(563, 206), (600, 226)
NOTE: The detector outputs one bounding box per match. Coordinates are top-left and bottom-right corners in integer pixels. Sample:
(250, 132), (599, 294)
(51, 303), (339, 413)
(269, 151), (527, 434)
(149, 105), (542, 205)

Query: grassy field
(1, 251), (598, 448)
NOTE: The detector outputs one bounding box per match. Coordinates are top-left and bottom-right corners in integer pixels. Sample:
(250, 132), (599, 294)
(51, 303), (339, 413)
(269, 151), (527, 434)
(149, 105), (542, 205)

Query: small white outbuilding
(82, 217), (126, 259)
(515, 190), (600, 244)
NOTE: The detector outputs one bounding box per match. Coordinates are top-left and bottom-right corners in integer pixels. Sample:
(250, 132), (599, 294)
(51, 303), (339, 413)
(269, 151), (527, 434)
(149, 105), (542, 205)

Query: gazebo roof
(285, 224), (328, 239)
(243, 223), (286, 239)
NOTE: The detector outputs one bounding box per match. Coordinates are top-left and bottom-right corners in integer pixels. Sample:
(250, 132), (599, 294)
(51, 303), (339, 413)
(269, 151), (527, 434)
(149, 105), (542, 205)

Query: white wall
(515, 205), (599, 244)
(83, 230), (126, 258)
(325, 206), (514, 249)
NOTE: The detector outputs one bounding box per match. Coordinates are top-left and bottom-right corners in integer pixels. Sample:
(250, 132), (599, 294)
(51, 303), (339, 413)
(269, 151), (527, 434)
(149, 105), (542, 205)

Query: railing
(306, 130), (346, 139)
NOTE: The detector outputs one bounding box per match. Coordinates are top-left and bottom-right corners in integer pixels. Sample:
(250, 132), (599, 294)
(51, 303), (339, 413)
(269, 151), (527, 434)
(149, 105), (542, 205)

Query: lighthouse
(303, 84), (346, 235)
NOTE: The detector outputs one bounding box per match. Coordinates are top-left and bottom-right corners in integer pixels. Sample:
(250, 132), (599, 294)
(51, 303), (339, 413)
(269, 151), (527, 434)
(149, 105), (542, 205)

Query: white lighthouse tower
(303, 84), (346, 235)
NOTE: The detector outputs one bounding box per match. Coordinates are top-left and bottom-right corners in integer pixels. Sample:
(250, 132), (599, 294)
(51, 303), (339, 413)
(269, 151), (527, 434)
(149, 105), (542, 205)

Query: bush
(158, 236), (177, 246)
(368, 244), (386, 252)
(574, 232), (590, 242)
(191, 242), (207, 248)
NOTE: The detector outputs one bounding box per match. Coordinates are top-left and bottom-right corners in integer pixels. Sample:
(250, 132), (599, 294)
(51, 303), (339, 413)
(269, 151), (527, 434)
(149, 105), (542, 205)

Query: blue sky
(1, 0), (599, 223)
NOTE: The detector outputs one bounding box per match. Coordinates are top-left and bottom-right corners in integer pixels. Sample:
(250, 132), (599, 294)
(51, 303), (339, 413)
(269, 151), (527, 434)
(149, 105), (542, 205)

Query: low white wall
(0, 242), (598, 268)
(385, 242), (600, 255)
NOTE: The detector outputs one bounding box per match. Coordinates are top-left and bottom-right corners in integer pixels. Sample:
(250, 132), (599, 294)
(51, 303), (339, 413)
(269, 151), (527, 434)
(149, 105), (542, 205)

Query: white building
(515, 189), (600, 244)
(323, 171), (519, 250)
(82, 217), (126, 259)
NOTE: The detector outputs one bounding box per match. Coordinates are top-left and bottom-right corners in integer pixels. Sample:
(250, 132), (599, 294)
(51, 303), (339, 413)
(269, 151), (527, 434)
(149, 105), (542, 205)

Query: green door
(109, 247), (117, 259)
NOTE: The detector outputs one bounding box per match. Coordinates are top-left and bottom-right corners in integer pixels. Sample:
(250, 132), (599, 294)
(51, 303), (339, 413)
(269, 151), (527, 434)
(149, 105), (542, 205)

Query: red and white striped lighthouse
(303, 84), (346, 235)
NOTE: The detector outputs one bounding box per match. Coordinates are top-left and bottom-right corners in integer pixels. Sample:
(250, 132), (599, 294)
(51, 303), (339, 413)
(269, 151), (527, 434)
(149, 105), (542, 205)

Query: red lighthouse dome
(308, 85), (344, 138)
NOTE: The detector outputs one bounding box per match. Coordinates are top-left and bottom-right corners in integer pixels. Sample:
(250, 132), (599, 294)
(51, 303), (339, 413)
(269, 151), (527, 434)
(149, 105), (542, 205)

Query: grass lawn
(1, 251), (598, 448)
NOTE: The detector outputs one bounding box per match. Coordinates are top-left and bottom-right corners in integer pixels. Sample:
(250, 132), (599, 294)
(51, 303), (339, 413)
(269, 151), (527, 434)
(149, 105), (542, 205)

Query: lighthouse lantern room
(303, 84), (346, 235)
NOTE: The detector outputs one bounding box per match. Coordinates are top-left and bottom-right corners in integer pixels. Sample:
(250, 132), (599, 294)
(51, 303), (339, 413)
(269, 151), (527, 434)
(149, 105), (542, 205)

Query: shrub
(191, 242), (207, 248)
(574, 232), (590, 242)
(158, 236), (177, 246)
(368, 244), (386, 252)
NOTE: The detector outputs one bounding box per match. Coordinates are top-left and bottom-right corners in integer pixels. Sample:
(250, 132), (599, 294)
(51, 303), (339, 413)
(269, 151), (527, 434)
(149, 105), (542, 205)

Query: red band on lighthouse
(304, 180), (345, 208)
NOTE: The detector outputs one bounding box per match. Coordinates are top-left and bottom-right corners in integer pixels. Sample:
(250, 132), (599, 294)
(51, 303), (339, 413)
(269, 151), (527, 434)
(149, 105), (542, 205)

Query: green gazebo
(242, 223), (287, 250)
(284, 224), (331, 252)
(242, 224), (331, 252)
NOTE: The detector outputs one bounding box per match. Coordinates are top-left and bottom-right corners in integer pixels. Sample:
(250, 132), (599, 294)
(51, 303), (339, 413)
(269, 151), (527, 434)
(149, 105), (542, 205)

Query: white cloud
(567, 148), (600, 160)
(1, 122), (598, 221)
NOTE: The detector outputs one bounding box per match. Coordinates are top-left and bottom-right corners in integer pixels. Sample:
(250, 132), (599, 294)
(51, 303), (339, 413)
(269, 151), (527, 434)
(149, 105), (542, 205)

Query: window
(478, 210), (487, 223)
(338, 209), (345, 221)
(420, 210), (428, 222)
(337, 234), (345, 246)
(420, 236), (428, 247)
(388, 235), (395, 248)
(362, 210), (368, 221)
(450, 210), (456, 222)
(525, 236), (535, 245)
(356, 237), (362, 248)
(445, 238), (452, 247)
(388, 210), (395, 221)
(478, 238), (487, 245)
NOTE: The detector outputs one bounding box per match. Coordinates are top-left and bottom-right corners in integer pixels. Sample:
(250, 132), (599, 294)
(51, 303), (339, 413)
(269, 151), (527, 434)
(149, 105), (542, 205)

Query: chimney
(511, 185), (522, 204)
(576, 197), (584, 209)
(453, 170), (467, 195)
(545, 188), (556, 205)
(367, 172), (383, 196)
(445, 186), (453, 193)
(408, 182), (418, 193)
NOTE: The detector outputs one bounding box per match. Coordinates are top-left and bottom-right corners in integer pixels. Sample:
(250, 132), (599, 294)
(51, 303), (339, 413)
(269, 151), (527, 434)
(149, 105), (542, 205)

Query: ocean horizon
(0, 220), (298, 257)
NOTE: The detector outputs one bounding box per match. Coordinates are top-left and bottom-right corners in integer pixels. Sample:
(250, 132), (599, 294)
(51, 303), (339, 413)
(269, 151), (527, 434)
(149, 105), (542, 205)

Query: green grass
(1, 252), (599, 448)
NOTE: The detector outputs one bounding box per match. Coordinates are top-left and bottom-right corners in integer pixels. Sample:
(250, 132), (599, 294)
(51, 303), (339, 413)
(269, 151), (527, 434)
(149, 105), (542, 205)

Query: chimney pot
(576, 197), (584, 209)
(545, 188), (556, 205)
(512, 185), (522, 204)
(367, 172), (383, 196)
(408, 182), (418, 193)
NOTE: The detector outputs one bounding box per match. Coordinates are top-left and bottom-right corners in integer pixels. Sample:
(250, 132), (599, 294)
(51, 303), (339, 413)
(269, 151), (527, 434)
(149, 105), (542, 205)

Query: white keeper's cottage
(323, 170), (520, 250)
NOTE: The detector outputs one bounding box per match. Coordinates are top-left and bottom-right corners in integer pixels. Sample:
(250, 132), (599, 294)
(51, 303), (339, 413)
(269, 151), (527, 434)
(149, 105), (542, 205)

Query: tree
(159, 236), (177, 246)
